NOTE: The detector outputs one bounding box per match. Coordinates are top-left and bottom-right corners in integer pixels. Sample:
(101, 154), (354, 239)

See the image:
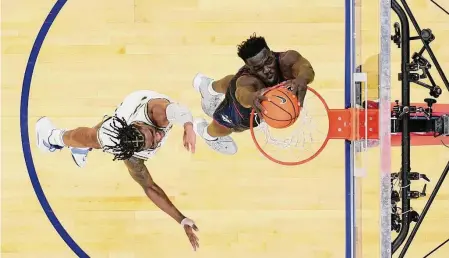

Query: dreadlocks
(102, 115), (145, 161)
(237, 33), (269, 61)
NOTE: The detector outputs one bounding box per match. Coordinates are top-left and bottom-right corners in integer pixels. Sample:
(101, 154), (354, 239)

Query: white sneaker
(193, 118), (237, 155)
(70, 147), (91, 168)
(35, 117), (64, 153)
(193, 73), (225, 118)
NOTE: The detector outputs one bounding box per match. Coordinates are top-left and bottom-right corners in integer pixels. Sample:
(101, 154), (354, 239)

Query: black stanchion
(398, 161), (449, 257)
(390, 0), (449, 255)
(391, 0), (412, 253)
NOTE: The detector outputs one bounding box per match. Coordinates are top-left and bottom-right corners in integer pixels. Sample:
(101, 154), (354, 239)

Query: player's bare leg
(193, 73), (233, 117)
(66, 121), (104, 167)
(36, 117), (100, 150)
(62, 127), (101, 148)
(36, 117), (101, 168)
(207, 120), (233, 137)
(193, 118), (237, 155)
(211, 75), (234, 94)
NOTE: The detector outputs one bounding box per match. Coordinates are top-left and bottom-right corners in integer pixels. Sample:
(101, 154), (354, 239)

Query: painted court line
(20, 0), (89, 257)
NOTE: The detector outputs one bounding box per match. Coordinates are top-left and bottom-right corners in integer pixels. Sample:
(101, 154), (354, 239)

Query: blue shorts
(212, 96), (260, 132)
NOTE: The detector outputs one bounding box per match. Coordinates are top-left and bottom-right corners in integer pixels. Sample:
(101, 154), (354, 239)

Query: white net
(251, 87), (330, 165)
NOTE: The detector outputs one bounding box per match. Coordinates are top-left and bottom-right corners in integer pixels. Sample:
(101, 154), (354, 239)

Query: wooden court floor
(1, 0), (448, 257)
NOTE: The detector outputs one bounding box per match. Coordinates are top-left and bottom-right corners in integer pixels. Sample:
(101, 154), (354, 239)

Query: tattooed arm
(124, 157), (186, 224)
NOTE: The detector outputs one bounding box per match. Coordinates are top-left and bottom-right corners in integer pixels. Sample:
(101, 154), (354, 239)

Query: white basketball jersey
(97, 90), (173, 160)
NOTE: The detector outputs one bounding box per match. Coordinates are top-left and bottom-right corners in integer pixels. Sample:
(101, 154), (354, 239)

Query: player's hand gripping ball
(260, 84), (301, 129)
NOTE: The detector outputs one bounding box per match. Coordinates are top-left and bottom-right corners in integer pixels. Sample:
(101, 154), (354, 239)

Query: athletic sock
(48, 129), (66, 147)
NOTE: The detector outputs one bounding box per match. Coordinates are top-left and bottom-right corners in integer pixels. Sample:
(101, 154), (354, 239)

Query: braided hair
(102, 116), (146, 161)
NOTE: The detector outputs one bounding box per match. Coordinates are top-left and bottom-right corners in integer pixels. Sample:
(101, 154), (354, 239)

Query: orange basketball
(260, 86), (300, 129)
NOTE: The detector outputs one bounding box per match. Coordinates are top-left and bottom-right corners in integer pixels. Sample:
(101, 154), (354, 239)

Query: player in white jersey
(35, 90), (200, 251)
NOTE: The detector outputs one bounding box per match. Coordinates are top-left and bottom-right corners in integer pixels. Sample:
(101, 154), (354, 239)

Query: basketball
(260, 86), (301, 129)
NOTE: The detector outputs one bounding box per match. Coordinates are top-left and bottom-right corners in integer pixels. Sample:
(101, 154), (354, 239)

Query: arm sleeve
(165, 103), (193, 125)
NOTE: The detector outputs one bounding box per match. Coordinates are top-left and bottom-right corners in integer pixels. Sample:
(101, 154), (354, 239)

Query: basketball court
(2, 0), (449, 257)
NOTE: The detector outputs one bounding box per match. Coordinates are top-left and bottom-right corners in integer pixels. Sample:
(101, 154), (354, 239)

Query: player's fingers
(190, 142), (196, 153)
(284, 81), (294, 91)
(192, 234), (199, 247)
(251, 102), (260, 114)
(192, 224), (199, 231)
(252, 105), (261, 115)
(253, 100), (266, 115)
(187, 142), (192, 153)
(189, 232), (199, 243)
(188, 234), (199, 250)
(298, 87), (307, 107)
(190, 238), (197, 251)
(257, 94), (269, 102)
(258, 95), (269, 102)
(290, 84), (298, 95)
(195, 239), (200, 248)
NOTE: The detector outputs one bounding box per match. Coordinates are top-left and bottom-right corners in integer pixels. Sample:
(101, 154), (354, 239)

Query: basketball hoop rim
(249, 86), (332, 166)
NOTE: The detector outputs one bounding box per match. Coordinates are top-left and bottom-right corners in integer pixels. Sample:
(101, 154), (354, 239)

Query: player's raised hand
(252, 88), (269, 115)
(183, 123), (196, 153)
(285, 78), (308, 107)
(181, 217), (199, 251)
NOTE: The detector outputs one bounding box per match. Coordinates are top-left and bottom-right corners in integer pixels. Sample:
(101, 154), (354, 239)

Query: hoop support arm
(328, 108), (379, 140)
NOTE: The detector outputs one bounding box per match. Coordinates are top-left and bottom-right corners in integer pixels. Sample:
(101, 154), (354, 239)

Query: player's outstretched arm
(57, 121), (104, 149)
(124, 157), (200, 250)
(282, 50), (315, 84)
(235, 75), (267, 114)
(281, 50), (315, 106)
(124, 156), (186, 223)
